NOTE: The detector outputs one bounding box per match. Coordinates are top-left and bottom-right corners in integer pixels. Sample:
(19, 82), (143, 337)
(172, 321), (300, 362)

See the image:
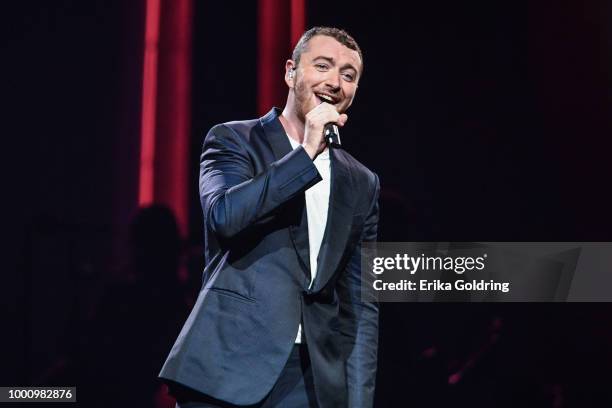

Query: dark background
(3, 0), (612, 406)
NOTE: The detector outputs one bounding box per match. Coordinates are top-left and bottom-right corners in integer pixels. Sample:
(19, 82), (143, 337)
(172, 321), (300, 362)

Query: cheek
(343, 84), (356, 98)
(294, 79), (310, 99)
(344, 91), (356, 106)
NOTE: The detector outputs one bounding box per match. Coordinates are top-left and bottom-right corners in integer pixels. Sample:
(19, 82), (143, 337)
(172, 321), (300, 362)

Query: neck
(279, 98), (305, 144)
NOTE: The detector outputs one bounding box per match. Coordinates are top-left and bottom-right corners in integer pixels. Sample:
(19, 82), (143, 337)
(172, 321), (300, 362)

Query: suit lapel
(311, 147), (355, 292)
(260, 108), (292, 162)
(288, 203), (311, 283)
(259, 108), (311, 282)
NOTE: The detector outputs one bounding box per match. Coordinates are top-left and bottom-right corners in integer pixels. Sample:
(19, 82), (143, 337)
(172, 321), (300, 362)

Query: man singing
(160, 26), (380, 408)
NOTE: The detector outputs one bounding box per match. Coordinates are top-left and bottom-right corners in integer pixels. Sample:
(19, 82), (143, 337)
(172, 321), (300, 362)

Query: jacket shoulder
(204, 118), (262, 146)
(222, 118), (261, 136)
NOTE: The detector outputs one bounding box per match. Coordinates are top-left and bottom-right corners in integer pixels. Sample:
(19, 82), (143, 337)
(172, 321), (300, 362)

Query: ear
(284, 60), (296, 88)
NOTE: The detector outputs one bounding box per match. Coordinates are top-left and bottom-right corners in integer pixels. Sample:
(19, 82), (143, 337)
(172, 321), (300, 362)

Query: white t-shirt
(286, 135), (330, 343)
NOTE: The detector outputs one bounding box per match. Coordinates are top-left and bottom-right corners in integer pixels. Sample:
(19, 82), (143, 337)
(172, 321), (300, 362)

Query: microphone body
(324, 123), (341, 146)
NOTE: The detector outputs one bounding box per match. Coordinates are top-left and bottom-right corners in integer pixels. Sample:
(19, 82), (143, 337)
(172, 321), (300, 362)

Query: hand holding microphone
(302, 102), (347, 160)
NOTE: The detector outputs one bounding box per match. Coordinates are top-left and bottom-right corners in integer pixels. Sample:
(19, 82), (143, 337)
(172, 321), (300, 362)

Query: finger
(312, 106), (338, 123)
(337, 114), (348, 126)
(308, 102), (334, 119)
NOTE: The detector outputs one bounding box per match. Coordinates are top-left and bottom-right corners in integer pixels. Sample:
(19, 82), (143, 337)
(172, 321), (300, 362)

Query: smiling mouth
(315, 93), (339, 104)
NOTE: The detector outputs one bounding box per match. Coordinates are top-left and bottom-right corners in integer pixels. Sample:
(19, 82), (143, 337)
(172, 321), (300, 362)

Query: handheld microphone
(324, 123), (341, 146)
(314, 93), (341, 146)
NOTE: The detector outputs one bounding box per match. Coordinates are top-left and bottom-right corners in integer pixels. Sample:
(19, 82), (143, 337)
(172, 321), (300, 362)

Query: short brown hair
(291, 26), (363, 73)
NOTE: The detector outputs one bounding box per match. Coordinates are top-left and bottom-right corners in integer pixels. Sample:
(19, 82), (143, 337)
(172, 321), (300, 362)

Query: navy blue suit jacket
(159, 108), (380, 407)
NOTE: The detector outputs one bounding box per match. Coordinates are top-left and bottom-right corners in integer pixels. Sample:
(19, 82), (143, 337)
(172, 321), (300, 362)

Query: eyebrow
(313, 56), (358, 73)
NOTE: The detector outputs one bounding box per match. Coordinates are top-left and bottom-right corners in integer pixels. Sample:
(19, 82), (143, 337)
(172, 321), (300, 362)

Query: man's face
(289, 35), (362, 121)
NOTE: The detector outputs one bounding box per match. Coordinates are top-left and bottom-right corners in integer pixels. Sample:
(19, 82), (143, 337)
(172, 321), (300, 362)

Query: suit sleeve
(337, 173), (380, 408)
(200, 124), (321, 240)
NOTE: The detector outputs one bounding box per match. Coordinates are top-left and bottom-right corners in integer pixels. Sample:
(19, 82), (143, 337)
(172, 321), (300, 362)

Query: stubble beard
(292, 76), (348, 122)
(292, 78), (310, 124)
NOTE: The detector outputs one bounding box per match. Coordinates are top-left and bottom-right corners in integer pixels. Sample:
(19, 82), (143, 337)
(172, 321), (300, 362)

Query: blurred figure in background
(82, 205), (191, 407)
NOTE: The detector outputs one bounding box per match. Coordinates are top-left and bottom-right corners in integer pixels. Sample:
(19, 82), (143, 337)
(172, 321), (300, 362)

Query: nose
(324, 71), (341, 93)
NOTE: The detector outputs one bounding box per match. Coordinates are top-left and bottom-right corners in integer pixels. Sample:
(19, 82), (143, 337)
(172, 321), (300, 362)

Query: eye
(342, 72), (355, 82)
(315, 63), (329, 71)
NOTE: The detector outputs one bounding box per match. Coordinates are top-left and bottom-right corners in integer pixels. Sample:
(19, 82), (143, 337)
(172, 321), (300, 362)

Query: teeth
(317, 94), (334, 103)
